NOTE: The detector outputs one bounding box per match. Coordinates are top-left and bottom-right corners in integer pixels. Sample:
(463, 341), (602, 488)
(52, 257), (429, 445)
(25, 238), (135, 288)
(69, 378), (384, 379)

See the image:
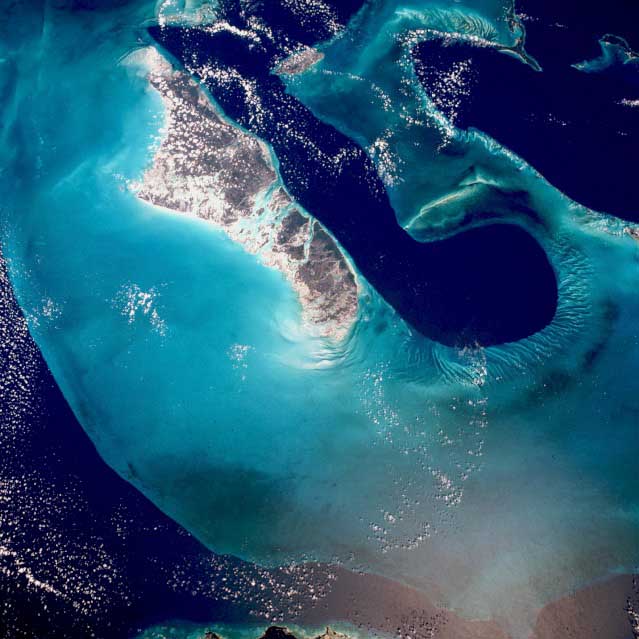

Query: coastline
(134, 48), (358, 341)
(138, 567), (639, 639)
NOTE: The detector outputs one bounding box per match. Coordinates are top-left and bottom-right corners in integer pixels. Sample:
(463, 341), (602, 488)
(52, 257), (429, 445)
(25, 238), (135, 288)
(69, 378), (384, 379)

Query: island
(136, 50), (358, 340)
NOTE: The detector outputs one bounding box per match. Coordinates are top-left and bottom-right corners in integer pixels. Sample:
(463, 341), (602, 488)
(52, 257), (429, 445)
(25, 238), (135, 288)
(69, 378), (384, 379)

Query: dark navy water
(149, 23), (558, 347)
(519, 0), (639, 67)
(216, 0), (365, 46)
(414, 1), (639, 220)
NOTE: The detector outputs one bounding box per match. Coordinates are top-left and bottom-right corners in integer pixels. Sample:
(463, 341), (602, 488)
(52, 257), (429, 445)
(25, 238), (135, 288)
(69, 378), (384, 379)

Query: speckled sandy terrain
(275, 47), (325, 75)
(136, 50), (358, 340)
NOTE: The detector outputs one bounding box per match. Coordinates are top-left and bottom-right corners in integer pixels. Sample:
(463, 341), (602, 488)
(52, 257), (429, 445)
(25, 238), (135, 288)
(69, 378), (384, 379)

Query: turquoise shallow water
(1, 1), (638, 637)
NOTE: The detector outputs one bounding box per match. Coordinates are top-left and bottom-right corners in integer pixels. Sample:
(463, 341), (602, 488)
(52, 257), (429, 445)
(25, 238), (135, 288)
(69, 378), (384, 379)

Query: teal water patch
(1, 2), (638, 637)
(280, 0), (523, 235)
(135, 623), (369, 639)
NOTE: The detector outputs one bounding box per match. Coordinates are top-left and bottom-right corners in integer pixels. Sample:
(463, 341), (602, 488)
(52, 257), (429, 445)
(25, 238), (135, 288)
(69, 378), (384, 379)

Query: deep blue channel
(149, 18), (558, 347)
(414, 0), (639, 220)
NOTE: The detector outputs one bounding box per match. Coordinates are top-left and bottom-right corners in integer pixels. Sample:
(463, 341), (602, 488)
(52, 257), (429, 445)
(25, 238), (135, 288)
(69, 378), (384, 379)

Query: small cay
(275, 47), (325, 76)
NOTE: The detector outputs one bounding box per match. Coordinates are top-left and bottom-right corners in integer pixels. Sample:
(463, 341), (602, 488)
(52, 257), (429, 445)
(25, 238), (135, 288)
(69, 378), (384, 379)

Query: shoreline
(137, 565), (639, 639)
(134, 48), (359, 342)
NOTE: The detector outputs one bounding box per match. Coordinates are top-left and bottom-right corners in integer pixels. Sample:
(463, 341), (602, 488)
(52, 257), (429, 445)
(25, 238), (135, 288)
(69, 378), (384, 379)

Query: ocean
(0, 1), (638, 638)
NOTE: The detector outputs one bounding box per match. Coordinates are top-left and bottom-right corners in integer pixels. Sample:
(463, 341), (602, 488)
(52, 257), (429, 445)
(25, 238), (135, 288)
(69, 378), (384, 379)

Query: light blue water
(1, 1), (638, 637)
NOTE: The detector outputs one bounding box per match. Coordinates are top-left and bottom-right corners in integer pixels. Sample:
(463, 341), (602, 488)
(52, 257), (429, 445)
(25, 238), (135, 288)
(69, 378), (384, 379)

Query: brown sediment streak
(297, 566), (509, 639)
(530, 574), (639, 639)
(290, 566), (639, 639)
(159, 567), (639, 639)
(135, 50), (357, 340)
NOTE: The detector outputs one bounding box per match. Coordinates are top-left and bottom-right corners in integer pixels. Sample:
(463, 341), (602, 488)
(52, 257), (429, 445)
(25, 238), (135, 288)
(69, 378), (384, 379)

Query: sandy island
(135, 49), (358, 341)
